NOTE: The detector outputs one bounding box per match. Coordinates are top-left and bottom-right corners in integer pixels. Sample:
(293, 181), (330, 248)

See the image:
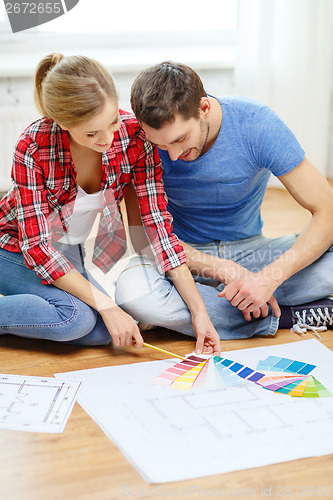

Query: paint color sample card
(0, 374), (81, 433)
(256, 356), (332, 397)
(153, 355), (205, 387)
(55, 340), (333, 483)
(257, 356), (316, 375)
(154, 353), (331, 398)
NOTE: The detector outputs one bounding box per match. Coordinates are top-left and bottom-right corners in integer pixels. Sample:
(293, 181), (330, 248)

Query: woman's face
(66, 98), (121, 152)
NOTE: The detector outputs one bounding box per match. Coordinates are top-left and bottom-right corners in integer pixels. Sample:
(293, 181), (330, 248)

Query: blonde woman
(0, 53), (220, 354)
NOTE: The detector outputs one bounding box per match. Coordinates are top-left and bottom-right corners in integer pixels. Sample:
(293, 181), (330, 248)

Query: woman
(0, 53), (220, 354)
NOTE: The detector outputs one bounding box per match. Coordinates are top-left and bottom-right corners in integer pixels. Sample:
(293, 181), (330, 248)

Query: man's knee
(115, 259), (164, 306)
(115, 261), (180, 325)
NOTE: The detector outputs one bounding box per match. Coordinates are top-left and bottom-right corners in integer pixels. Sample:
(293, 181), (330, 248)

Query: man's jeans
(0, 244), (111, 345)
(115, 234), (333, 340)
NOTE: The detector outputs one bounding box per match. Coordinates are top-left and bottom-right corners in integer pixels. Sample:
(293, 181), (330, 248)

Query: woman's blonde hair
(34, 53), (118, 128)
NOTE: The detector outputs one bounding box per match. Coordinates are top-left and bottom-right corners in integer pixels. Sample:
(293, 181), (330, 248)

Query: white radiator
(0, 107), (39, 191)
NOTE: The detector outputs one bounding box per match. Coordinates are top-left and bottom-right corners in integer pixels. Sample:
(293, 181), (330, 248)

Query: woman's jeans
(0, 244), (111, 345)
(115, 234), (333, 340)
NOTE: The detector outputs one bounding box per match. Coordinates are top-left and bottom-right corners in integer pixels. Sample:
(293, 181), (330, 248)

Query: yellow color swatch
(288, 377), (309, 397)
(172, 362), (206, 391)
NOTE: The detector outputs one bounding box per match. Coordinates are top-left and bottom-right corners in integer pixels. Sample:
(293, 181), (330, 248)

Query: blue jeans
(0, 244), (111, 345)
(114, 234), (333, 340)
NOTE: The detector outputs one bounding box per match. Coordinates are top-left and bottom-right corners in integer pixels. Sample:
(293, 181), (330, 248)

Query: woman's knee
(34, 294), (98, 342)
(56, 301), (98, 341)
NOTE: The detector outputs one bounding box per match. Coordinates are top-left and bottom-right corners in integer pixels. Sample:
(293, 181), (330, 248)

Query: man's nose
(167, 145), (182, 161)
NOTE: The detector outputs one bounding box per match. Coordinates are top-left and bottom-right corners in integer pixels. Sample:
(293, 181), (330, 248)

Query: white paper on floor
(55, 339), (333, 483)
(0, 374), (81, 433)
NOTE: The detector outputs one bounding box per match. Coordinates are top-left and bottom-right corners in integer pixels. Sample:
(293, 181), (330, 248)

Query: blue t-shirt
(159, 96), (305, 243)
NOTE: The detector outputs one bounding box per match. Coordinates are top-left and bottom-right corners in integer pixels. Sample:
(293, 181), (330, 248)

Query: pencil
(142, 342), (186, 360)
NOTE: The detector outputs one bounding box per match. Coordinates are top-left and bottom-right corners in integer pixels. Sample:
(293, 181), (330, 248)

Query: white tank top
(58, 185), (102, 244)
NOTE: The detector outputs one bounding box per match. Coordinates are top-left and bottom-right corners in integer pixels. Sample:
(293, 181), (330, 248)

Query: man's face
(141, 114), (209, 162)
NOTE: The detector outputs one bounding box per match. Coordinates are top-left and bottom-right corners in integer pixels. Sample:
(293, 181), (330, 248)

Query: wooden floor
(1, 186), (333, 500)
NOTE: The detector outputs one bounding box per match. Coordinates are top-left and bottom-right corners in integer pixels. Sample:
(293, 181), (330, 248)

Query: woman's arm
(132, 131), (187, 273)
(12, 127), (142, 348)
(124, 182), (154, 257)
(53, 270), (143, 347)
(167, 264), (221, 355)
(125, 182), (220, 355)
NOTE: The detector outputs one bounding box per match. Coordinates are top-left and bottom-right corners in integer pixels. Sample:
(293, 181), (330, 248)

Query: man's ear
(198, 97), (211, 118)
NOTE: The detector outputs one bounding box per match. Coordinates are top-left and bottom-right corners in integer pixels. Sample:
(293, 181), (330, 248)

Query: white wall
(1, 52), (333, 192)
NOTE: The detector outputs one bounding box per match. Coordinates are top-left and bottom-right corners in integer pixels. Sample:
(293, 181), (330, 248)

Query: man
(115, 61), (333, 340)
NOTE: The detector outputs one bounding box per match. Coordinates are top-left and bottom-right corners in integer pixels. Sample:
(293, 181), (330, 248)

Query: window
(0, 1), (7, 31)
(38, 0), (238, 33)
(0, 0), (238, 74)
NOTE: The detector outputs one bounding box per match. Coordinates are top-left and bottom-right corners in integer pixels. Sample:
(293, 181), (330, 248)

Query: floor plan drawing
(0, 374), (81, 433)
(56, 339), (333, 483)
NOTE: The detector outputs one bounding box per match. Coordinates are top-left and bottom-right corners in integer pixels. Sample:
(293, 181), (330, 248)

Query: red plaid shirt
(0, 110), (186, 284)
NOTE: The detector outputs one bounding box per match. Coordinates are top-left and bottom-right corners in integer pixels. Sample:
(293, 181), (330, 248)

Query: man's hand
(218, 272), (281, 320)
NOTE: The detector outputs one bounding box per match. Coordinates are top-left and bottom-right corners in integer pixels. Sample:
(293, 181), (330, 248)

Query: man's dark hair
(131, 61), (207, 129)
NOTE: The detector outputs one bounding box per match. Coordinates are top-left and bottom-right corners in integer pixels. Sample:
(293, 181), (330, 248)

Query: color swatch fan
(256, 356), (332, 398)
(153, 354), (332, 398)
(153, 355), (256, 392)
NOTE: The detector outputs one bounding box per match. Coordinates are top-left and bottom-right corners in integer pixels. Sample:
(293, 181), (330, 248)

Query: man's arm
(179, 240), (251, 284)
(180, 240), (280, 320)
(219, 157), (333, 313)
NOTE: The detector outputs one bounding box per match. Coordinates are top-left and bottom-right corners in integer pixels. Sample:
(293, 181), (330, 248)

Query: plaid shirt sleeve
(132, 127), (187, 274)
(12, 135), (75, 284)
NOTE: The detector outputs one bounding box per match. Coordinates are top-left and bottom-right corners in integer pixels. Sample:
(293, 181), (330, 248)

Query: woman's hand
(100, 305), (143, 347)
(192, 311), (221, 356)
(53, 270), (143, 348)
(167, 264), (221, 356)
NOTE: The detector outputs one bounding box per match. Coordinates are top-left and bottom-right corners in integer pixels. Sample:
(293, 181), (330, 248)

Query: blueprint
(55, 339), (333, 483)
(0, 374), (81, 433)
